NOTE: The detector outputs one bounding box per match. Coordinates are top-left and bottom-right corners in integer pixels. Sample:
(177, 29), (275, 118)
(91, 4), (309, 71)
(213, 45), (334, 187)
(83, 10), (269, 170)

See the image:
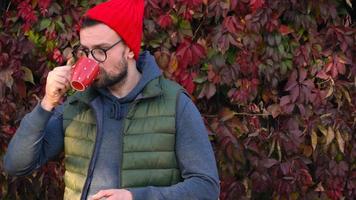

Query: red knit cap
(85, 0), (144, 60)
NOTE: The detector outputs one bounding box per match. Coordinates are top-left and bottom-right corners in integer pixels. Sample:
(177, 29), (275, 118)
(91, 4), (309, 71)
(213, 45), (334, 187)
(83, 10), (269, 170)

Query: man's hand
(90, 189), (133, 200)
(41, 65), (72, 111)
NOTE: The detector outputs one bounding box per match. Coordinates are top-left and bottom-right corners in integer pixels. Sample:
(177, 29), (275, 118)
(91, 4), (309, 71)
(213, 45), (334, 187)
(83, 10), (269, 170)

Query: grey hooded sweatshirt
(4, 51), (220, 200)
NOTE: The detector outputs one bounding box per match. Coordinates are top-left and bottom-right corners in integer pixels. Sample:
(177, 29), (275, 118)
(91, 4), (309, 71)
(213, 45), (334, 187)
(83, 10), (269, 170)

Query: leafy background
(0, 0), (355, 199)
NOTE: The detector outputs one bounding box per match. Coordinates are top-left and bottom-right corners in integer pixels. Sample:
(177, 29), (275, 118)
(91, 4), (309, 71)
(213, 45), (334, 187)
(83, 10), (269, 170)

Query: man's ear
(127, 50), (134, 59)
(124, 46), (135, 60)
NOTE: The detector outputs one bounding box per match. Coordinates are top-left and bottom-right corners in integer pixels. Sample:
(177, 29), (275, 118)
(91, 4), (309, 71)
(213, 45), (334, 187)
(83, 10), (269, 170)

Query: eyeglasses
(72, 39), (122, 62)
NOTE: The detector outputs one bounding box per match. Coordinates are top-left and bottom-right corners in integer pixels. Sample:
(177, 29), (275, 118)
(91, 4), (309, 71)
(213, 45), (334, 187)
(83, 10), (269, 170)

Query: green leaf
(21, 66), (35, 85)
(27, 30), (40, 45)
(148, 38), (162, 48)
(179, 20), (193, 37)
(285, 59), (292, 70)
(50, 3), (62, 14)
(39, 19), (51, 31)
(275, 34), (282, 45)
(80, 0), (89, 8)
(277, 44), (285, 54)
(171, 13), (179, 25)
(194, 75), (207, 84)
(55, 20), (65, 31)
(226, 48), (237, 65)
(39, 36), (47, 44)
(64, 15), (73, 26)
(46, 40), (56, 52)
(280, 62), (288, 75)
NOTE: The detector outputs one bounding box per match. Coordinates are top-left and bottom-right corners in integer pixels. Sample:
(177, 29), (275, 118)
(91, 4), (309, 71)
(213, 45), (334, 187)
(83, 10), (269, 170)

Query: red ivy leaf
(182, 9), (194, 21)
(18, 2), (38, 24)
(262, 158), (278, 168)
(179, 0), (203, 8)
(147, 0), (160, 9)
(39, 0), (52, 10)
(285, 70), (298, 91)
(52, 48), (64, 64)
(175, 69), (197, 94)
(249, 0), (265, 12)
(223, 16), (243, 34)
(15, 80), (27, 98)
(279, 25), (294, 36)
(198, 82), (216, 99)
(157, 13), (173, 29)
(190, 42), (206, 65)
(176, 38), (205, 68)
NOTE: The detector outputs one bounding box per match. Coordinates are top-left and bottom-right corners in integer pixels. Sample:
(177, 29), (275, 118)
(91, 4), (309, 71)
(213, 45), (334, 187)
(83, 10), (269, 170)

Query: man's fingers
(91, 189), (113, 200)
(52, 76), (69, 86)
(66, 57), (75, 66)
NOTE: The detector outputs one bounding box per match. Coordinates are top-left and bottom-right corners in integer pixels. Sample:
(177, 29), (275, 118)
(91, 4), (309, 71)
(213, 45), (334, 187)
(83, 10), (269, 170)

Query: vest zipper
(80, 103), (103, 200)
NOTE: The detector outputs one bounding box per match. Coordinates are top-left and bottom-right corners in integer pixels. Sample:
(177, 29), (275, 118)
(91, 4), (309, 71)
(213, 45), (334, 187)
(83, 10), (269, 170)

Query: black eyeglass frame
(72, 39), (122, 62)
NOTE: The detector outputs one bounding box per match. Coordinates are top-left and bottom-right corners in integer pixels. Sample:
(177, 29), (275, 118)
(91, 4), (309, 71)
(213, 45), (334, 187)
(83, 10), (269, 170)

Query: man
(3, 0), (220, 199)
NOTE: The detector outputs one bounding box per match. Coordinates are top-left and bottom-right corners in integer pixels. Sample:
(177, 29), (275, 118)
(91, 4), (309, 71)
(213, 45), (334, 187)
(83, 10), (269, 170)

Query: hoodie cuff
(127, 188), (146, 200)
(24, 102), (54, 130)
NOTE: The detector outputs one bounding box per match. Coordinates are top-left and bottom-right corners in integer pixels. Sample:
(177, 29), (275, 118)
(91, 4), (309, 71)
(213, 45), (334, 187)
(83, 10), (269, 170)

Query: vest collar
(67, 87), (99, 105)
(67, 76), (164, 105)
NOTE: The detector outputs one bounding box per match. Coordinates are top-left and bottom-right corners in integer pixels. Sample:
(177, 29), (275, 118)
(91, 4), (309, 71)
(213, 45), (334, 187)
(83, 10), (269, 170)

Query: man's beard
(93, 58), (128, 89)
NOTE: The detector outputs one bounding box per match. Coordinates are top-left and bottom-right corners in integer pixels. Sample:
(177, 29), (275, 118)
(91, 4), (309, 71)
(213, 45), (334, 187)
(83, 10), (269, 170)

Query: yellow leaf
(315, 182), (325, 192)
(277, 141), (282, 161)
(326, 127), (335, 146)
(219, 107), (236, 121)
(268, 138), (276, 157)
(21, 66), (35, 85)
(340, 87), (351, 104)
(325, 86), (334, 98)
(168, 54), (178, 74)
(311, 130), (317, 151)
(0, 68), (14, 88)
(320, 113), (332, 119)
(318, 125), (327, 136)
(291, 192), (299, 200)
(303, 145), (313, 157)
(336, 130), (345, 154)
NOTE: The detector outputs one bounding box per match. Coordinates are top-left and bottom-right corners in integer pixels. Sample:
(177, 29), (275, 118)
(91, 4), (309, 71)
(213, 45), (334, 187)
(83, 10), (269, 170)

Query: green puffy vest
(62, 77), (184, 200)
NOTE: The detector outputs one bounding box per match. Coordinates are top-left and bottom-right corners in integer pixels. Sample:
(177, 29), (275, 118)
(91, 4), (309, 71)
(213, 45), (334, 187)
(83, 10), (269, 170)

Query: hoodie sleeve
(3, 102), (64, 176)
(128, 93), (220, 200)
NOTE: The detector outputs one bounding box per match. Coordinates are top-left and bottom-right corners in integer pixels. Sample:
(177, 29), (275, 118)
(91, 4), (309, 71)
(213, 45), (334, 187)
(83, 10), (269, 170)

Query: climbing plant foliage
(0, 0), (355, 199)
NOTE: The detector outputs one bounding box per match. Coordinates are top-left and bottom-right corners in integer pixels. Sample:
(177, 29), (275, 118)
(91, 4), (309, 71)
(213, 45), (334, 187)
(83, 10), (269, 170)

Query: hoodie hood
(97, 51), (162, 119)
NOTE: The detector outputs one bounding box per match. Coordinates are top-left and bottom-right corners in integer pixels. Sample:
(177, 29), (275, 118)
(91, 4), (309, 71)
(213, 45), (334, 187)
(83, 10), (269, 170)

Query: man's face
(79, 23), (129, 88)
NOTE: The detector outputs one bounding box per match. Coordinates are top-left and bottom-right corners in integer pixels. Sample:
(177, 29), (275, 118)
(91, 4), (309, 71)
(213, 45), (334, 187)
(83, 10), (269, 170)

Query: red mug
(71, 57), (100, 91)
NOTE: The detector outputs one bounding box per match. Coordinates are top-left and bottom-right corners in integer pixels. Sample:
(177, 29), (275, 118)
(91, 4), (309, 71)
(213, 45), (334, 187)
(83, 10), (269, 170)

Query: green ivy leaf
(277, 44), (285, 54)
(178, 20), (193, 37)
(26, 30), (40, 45)
(46, 40), (56, 52)
(39, 19), (51, 31)
(171, 13), (179, 25)
(194, 75), (207, 84)
(55, 19), (65, 31)
(80, 0), (89, 8)
(64, 15), (73, 26)
(49, 3), (62, 15)
(226, 48), (237, 65)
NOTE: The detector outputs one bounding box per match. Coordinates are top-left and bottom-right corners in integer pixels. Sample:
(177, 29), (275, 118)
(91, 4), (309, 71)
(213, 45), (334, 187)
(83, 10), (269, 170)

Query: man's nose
(88, 52), (95, 60)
